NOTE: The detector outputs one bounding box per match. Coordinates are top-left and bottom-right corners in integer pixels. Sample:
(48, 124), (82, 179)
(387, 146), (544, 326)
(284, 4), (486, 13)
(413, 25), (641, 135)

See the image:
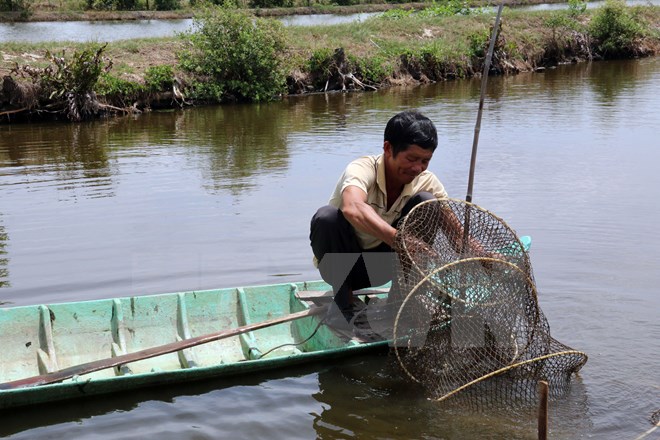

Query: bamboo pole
(461, 3), (504, 254)
(465, 3), (503, 205)
(538, 380), (549, 440)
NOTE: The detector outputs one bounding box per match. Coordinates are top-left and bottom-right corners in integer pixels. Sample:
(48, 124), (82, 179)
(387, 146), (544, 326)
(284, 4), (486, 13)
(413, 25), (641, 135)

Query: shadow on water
(0, 361), (320, 437)
(0, 351), (592, 439)
(313, 353), (593, 440)
(0, 356), (370, 438)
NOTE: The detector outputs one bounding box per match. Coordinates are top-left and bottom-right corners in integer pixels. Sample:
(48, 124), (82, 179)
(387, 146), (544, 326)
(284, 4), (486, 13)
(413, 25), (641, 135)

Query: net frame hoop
(393, 258), (543, 384)
(431, 348), (589, 402)
(405, 257), (533, 307)
(395, 197), (531, 285)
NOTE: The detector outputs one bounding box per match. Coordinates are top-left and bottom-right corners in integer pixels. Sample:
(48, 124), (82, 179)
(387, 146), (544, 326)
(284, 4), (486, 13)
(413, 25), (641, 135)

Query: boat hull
(0, 280), (388, 409)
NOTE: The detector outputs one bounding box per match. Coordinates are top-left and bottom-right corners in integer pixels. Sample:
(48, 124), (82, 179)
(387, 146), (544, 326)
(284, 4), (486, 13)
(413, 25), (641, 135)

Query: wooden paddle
(0, 305), (327, 391)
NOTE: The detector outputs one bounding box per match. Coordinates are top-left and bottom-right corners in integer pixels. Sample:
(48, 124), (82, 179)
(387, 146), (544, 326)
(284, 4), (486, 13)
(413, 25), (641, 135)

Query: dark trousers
(309, 192), (435, 310)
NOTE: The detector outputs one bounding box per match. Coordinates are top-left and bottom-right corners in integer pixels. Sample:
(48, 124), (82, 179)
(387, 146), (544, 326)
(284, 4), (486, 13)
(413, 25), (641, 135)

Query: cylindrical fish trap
(392, 198), (588, 407)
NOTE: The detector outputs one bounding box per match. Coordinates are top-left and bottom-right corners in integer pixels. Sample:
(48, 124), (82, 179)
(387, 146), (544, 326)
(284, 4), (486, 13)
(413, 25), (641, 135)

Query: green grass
(283, 11), (519, 69)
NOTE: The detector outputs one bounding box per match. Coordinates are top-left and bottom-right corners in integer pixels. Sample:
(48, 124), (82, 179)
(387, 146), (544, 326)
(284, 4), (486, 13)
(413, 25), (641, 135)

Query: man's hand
(341, 186), (397, 247)
(397, 234), (441, 262)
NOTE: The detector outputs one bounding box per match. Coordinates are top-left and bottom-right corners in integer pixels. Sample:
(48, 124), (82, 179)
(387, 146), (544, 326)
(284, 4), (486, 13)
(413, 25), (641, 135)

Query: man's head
(384, 110), (438, 157)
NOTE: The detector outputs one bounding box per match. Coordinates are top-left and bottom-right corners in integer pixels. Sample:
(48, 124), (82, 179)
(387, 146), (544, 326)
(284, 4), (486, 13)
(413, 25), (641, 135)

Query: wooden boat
(0, 236), (532, 409)
(0, 280), (390, 409)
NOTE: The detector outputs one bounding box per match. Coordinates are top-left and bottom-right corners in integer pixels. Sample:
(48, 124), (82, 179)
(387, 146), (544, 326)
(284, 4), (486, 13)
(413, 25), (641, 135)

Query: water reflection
(174, 104), (291, 197)
(0, 123), (115, 200)
(0, 61), (652, 206)
(312, 355), (432, 439)
(586, 58), (647, 103)
(0, 345), (594, 439)
(0, 104), (294, 199)
(0, 362), (322, 438)
(312, 354), (593, 439)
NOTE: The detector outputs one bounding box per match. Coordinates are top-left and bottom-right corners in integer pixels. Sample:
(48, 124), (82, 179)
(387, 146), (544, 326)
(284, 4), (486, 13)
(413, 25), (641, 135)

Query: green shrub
(144, 65), (174, 92)
(0, 0), (32, 18)
(96, 73), (146, 105)
(305, 48), (343, 90)
(352, 55), (391, 84)
(250, 0), (292, 8)
(307, 48), (335, 77)
(588, 0), (645, 57)
(178, 6), (287, 102)
(380, 8), (413, 20)
(418, 46), (448, 80)
(467, 29), (490, 57)
(87, 0), (137, 10)
(419, 0), (476, 17)
(382, 0), (480, 20)
(567, 0), (587, 17)
(154, 0), (180, 10)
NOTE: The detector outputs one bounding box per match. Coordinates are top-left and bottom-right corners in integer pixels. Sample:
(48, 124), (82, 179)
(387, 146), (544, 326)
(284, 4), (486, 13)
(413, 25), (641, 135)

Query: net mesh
(391, 198), (587, 407)
(651, 409), (660, 426)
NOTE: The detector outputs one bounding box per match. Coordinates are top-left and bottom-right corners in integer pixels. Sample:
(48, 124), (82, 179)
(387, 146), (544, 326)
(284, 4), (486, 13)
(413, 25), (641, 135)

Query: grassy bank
(1, 2), (659, 121)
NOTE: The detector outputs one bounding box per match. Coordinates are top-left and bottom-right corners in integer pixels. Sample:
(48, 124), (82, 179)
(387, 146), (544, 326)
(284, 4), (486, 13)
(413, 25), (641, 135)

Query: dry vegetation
(3, 5), (658, 79)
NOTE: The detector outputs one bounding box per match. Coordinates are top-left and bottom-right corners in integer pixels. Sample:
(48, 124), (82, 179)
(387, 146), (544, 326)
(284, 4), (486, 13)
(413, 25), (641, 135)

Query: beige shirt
(329, 154), (448, 249)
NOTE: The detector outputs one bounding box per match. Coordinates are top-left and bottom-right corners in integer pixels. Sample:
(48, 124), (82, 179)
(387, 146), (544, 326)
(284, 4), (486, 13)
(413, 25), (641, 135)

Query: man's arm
(438, 206), (490, 256)
(340, 186), (397, 247)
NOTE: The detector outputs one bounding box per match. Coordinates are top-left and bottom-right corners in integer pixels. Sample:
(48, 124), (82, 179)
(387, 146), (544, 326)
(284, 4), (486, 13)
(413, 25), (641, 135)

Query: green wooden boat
(0, 236), (532, 409)
(0, 280), (390, 409)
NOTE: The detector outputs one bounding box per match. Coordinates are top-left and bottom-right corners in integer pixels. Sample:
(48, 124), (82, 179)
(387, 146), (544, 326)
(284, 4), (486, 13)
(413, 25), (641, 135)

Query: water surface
(1, 58), (659, 439)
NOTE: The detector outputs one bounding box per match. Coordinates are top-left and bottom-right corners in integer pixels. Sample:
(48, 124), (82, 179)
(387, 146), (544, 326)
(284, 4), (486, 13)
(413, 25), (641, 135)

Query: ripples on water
(1, 58), (659, 439)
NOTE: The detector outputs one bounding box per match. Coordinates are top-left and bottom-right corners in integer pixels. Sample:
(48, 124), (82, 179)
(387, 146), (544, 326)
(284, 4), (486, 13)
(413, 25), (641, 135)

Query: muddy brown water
(1, 58), (659, 439)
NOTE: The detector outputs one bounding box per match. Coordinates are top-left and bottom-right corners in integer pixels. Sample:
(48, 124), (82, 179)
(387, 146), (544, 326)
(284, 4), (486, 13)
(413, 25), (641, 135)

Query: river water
(1, 57), (659, 438)
(1, 0), (659, 42)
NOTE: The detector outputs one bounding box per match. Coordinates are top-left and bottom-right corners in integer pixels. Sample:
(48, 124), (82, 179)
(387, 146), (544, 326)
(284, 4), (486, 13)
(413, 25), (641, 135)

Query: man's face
(384, 142), (434, 185)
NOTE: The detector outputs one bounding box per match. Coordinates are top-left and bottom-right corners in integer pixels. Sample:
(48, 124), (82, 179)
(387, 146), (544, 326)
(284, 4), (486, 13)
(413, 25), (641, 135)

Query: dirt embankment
(1, 5), (659, 123)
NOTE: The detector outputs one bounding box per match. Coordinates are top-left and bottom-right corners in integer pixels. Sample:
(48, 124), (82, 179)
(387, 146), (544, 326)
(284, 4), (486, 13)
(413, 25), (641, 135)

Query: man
(309, 110), (448, 321)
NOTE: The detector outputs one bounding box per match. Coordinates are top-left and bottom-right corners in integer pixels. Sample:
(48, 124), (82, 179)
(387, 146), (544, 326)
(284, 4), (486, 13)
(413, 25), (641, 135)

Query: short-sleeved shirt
(328, 154), (448, 249)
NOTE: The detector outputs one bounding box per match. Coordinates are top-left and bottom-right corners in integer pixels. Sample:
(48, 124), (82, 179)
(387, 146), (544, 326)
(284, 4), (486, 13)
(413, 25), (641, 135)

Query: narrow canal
(0, 57), (658, 439)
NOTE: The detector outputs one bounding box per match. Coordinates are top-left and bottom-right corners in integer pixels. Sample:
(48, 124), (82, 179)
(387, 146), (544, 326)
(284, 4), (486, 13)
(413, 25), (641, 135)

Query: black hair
(384, 110), (438, 156)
